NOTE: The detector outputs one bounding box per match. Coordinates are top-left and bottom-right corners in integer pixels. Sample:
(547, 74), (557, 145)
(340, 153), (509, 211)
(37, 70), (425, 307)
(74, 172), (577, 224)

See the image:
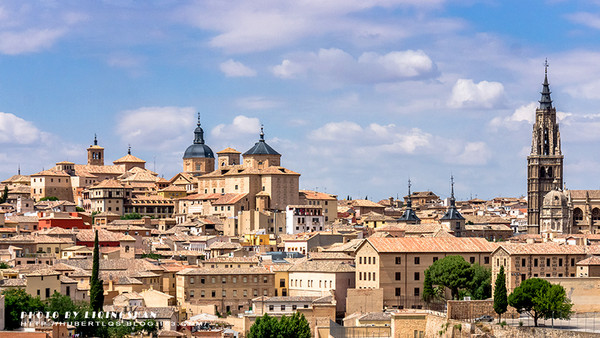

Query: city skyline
(2, 1), (600, 200)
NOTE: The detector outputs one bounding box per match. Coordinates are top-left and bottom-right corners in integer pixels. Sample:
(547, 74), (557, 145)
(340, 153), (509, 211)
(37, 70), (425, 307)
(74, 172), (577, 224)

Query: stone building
(183, 114), (215, 176)
(527, 63), (564, 233)
(354, 237), (496, 310)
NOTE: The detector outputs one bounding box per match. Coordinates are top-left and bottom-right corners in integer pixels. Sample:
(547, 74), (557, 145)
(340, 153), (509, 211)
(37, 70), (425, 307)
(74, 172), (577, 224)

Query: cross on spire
(408, 178), (412, 195)
(544, 58), (549, 75)
(197, 112), (201, 126)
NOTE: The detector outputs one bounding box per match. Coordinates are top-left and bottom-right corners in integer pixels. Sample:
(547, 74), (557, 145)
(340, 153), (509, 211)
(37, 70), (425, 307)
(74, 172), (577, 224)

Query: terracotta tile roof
(207, 242), (242, 250)
(199, 165), (300, 178)
(113, 154), (146, 164)
(288, 259), (355, 273)
(27, 268), (61, 277)
(217, 147), (241, 154)
(178, 267), (272, 275)
(0, 278), (26, 287)
(213, 193), (248, 205)
(76, 229), (125, 242)
(576, 256), (600, 266)
(496, 242), (587, 255)
(74, 164), (125, 175)
(367, 237), (497, 253)
(299, 190), (337, 201)
(0, 234), (73, 244)
(352, 199), (385, 208)
(91, 179), (125, 189)
(31, 170), (71, 177)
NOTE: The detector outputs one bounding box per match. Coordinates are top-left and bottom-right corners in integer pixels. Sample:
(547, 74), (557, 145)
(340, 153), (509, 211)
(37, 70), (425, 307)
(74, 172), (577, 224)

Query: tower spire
(128, 145), (131, 155)
(94, 134), (98, 146)
(539, 58), (553, 110)
(193, 113), (205, 145)
(260, 124), (265, 141)
(406, 178), (413, 208)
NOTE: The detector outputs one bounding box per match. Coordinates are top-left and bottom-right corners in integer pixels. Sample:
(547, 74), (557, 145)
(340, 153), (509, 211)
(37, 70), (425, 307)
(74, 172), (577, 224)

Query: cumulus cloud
(0, 112), (42, 144)
(235, 96), (281, 110)
(489, 102), (537, 130)
(0, 28), (66, 55)
(272, 48), (437, 84)
(219, 59), (257, 77)
(448, 79), (504, 108)
(566, 12), (600, 30)
(456, 142), (491, 166)
(116, 106), (195, 150)
(211, 115), (261, 139)
(176, 1), (445, 53)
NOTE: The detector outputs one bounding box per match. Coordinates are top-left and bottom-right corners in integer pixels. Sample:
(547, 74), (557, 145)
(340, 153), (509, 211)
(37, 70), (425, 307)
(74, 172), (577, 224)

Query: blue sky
(2, 0), (600, 201)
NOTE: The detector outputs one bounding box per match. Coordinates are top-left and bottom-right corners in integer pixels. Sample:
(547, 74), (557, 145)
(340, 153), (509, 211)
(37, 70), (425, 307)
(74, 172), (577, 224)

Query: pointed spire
(94, 134), (98, 146)
(259, 124), (265, 142)
(398, 177), (420, 224)
(128, 145), (131, 155)
(193, 113), (205, 145)
(406, 178), (413, 208)
(539, 58), (553, 110)
(450, 174), (455, 199)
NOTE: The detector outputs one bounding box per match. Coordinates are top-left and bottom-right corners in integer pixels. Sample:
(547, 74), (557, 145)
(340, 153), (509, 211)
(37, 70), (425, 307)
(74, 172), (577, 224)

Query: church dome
(543, 189), (568, 207)
(243, 127), (280, 156)
(183, 116), (215, 159)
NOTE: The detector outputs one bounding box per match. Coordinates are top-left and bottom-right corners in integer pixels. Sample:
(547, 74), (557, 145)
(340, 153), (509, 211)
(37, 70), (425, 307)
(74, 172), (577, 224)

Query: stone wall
(345, 288), (384, 314)
(544, 277), (600, 313)
(492, 325), (600, 338)
(447, 300), (495, 320)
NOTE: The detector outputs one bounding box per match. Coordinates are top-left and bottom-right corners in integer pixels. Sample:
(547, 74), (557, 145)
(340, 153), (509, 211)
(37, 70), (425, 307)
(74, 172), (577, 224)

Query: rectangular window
(264, 277), (268, 283)
(190, 290), (194, 298)
(395, 257), (401, 264)
(269, 305), (274, 311)
(201, 290), (205, 297)
(211, 291), (216, 297)
(414, 287), (420, 297)
(534, 259), (538, 267)
(201, 278), (205, 284)
(484, 257), (490, 265)
(280, 279), (285, 287)
(395, 288), (401, 296)
(395, 272), (401, 281)
(414, 272), (420, 281)
(559, 258), (563, 267)
(571, 258), (575, 266)
(281, 305), (285, 311)
(253, 289), (258, 297)
(546, 258), (551, 267)
(521, 258), (526, 267)
(222, 277), (226, 284)
(470, 257), (475, 264)
(222, 290), (226, 297)
(190, 277), (194, 284)
(414, 257), (420, 265)
(433, 257), (438, 263)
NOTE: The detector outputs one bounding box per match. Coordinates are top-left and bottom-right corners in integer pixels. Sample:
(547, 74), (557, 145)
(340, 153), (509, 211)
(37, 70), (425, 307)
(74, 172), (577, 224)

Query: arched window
(540, 167), (546, 178)
(547, 167), (553, 178)
(543, 128), (550, 155)
(593, 208), (600, 222)
(574, 208), (584, 221)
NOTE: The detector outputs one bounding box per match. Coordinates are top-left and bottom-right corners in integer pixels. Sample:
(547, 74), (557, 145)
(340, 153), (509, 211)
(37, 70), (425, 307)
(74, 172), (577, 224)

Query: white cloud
(235, 96), (281, 110)
(0, 28), (65, 55)
(311, 121), (363, 141)
(448, 79), (504, 108)
(176, 1), (446, 53)
(456, 142), (491, 166)
(219, 59), (257, 77)
(107, 54), (144, 69)
(212, 115), (261, 139)
(489, 102), (537, 130)
(566, 12), (600, 30)
(272, 48), (437, 84)
(116, 106), (195, 150)
(0, 112), (42, 144)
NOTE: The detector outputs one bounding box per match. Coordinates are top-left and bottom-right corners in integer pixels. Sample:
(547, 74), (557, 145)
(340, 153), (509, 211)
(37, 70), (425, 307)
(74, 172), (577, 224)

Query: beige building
(299, 190), (337, 224)
(176, 267), (275, 315)
(182, 115), (215, 176)
(491, 242), (587, 293)
(287, 259), (355, 315)
(87, 179), (132, 215)
(354, 237), (496, 310)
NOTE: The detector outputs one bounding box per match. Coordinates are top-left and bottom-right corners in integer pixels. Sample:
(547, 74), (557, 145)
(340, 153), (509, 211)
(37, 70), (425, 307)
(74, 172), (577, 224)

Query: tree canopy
(426, 255), (474, 300)
(247, 313), (311, 338)
(121, 212), (142, 220)
(3, 289), (46, 330)
(493, 265), (508, 322)
(508, 278), (572, 326)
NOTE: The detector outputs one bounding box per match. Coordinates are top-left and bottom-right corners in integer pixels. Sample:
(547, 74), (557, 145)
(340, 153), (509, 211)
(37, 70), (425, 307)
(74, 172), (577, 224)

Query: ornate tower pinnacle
(260, 125), (265, 141)
(194, 113), (205, 145)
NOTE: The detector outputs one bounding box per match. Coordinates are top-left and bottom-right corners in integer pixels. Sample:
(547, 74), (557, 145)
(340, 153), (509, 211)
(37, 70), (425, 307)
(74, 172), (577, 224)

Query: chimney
(143, 216), (151, 227)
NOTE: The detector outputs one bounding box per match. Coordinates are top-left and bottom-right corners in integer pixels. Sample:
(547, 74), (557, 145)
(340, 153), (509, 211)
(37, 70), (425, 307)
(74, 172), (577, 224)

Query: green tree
(0, 186), (8, 204)
(121, 212), (142, 220)
(46, 292), (79, 322)
(90, 230), (104, 312)
(493, 265), (508, 323)
(3, 288), (46, 330)
(467, 264), (491, 300)
(247, 313), (310, 338)
(141, 253), (164, 260)
(536, 284), (573, 326)
(427, 255), (473, 300)
(0, 262), (10, 269)
(422, 269), (436, 303)
(39, 196), (59, 201)
(508, 278), (552, 326)
(75, 206), (85, 212)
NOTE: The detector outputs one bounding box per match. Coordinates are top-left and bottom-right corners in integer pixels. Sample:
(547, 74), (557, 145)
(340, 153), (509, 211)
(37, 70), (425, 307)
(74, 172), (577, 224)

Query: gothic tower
(527, 61), (563, 234)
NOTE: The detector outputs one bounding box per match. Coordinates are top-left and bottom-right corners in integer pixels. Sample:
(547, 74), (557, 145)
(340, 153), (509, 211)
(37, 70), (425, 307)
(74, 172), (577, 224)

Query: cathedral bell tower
(527, 60), (564, 234)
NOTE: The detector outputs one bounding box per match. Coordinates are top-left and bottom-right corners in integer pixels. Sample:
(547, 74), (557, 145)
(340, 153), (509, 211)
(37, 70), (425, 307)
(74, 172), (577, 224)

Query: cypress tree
(90, 230), (104, 312)
(493, 265), (508, 323)
(0, 186), (8, 204)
